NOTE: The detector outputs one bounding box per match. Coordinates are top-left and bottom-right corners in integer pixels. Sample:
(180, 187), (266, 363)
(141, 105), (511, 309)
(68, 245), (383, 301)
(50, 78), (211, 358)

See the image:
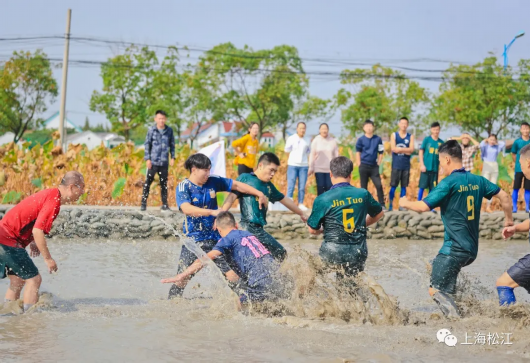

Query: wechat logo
(437, 329), (458, 347)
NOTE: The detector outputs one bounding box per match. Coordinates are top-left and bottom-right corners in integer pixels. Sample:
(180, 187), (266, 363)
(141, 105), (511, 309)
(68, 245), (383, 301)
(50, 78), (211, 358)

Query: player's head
(430, 122), (441, 138)
(59, 171), (85, 202)
(248, 122), (259, 138)
(519, 144), (530, 179)
(363, 120), (375, 134)
(487, 133), (498, 146)
(521, 122), (530, 137)
(398, 117), (409, 132)
(330, 156), (353, 184)
(154, 110), (167, 128)
(438, 140), (462, 176)
(185, 153), (211, 184)
(256, 152), (280, 182)
(215, 211), (238, 237)
(319, 123), (329, 138)
(296, 122), (306, 137)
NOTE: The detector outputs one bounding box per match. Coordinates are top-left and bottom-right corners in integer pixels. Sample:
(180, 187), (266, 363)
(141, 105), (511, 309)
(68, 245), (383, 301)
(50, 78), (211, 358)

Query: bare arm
(467, 134), (479, 146)
(377, 152), (384, 166)
(32, 228), (57, 273)
(405, 134), (415, 155)
(221, 193), (239, 212)
(390, 133), (398, 153)
(180, 202), (219, 217)
(398, 199), (431, 212)
(495, 189), (514, 226)
(280, 197), (307, 222)
(231, 181), (268, 209)
(502, 219), (530, 239)
(160, 250), (223, 285)
(419, 149), (426, 171)
(355, 151), (361, 167)
(308, 225), (323, 235)
(366, 210), (384, 227)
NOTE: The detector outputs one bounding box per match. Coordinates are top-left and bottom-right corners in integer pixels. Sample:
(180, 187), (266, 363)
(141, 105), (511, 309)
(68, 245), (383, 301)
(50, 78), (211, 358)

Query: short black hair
(216, 211), (236, 229)
(489, 133), (497, 139)
(297, 122), (306, 128)
(522, 122), (530, 127)
(319, 123), (329, 130)
(438, 140), (462, 161)
(430, 122), (441, 129)
(155, 110), (167, 117)
(330, 156), (353, 178)
(258, 152), (280, 166)
(399, 117), (409, 123)
(184, 153), (211, 172)
(364, 119), (374, 126)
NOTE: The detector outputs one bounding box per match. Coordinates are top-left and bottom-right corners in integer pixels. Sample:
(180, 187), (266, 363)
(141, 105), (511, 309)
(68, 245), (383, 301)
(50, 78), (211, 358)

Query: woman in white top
(284, 122), (310, 210)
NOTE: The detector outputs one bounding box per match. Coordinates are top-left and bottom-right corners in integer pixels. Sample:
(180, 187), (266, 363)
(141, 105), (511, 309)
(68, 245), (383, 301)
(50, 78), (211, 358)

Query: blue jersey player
(162, 211), (282, 306)
(168, 153), (268, 299)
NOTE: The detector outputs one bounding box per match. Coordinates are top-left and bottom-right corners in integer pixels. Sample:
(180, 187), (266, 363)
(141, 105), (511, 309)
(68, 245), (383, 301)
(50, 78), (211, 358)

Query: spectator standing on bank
(389, 117), (414, 211)
(308, 123), (339, 196)
(356, 120), (385, 208)
(141, 110), (175, 211)
(448, 133), (480, 172)
(480, 134), (506, 212)
(232, 123), (260, 176)
(418, 122), (444, 200)
(284, 122), (310, 211)
(511, 122), (530, 213)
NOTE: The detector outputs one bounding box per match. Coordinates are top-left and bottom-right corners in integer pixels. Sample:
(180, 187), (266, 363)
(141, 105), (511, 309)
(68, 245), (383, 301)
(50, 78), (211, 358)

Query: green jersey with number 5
(423, 169), (500, 259)
(307, 183), (383, 245)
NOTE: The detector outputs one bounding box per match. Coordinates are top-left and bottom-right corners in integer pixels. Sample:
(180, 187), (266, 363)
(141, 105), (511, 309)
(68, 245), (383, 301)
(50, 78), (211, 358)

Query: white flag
(198, 141), (226, 178)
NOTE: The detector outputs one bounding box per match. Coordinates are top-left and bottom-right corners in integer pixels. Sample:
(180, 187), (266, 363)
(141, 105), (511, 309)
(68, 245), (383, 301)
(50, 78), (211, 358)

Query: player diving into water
(168, 153), (269, 299)
(497, 143), (530, 306)
(0, 171), (85, 312)
(399, 140), (513, 318)
(306, 156), (384, 283)
(161, 211), (283, 306)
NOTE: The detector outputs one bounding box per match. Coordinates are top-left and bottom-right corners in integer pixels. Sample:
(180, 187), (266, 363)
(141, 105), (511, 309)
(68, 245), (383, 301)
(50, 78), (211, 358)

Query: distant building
(42, 111), (83, 133)
(261, 132), (276, 148)
(66, 131), (125, 150)
(181, 121), (242, 149)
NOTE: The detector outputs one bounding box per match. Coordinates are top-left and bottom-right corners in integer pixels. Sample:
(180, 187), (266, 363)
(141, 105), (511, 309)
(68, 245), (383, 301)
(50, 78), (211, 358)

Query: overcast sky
(2, 0), (530, 138)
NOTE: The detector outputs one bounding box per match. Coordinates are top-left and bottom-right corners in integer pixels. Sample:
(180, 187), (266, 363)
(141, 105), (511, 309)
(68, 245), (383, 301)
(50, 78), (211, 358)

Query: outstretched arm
(160, 250), (223, 285)
(496, 189), (514, 227)
(502, 219), (530, 239)
(366, 210), (384, 227)
(398, 199), (431, 213)
(180, 202), (220, 217)
(221, 193), (239, 212)
(280, 197), (307, 222)
(231, 181), (268, 209)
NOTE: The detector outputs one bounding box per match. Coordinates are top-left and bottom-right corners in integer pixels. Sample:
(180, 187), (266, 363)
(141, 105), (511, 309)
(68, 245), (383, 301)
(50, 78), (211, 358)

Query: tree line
(1, 45), (530, 145)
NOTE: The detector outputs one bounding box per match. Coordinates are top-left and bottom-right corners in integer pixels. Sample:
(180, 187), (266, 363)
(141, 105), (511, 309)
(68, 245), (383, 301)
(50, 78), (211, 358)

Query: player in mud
(0, 171), (85, 312)
(169, 153), (269, 299)
(221, 152), (308, 262)
(496, 143), (530, 306)
(306, 156), (384, 283)
(399, 140), (513, 318)
(161, 211), (283, 306)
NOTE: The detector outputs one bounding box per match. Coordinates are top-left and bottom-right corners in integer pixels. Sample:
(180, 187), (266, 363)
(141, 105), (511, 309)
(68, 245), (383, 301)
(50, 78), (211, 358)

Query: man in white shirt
(284, 122), (311, 211)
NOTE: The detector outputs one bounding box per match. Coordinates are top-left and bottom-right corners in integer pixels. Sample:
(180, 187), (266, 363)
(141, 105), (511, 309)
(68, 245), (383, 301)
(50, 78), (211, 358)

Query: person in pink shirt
(308, 123), (340, 195)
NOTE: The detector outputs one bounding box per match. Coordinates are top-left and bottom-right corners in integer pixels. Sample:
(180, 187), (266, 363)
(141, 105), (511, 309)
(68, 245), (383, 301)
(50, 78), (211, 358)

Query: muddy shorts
(430, 253), (474, 295)
(419, 171), (438, 190)
(0, 244), (39, 280)
(241, 222), (287, 262)
(507, 253), (530, 293)
(319, 242), (368, 278)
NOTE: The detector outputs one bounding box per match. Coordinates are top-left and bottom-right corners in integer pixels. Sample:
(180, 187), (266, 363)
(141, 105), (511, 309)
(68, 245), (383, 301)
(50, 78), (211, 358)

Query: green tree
(198, 43), (308, 136)
(82, 116), (90, 131)
(431, 56), (530, 137)
(337, 65), (428, 136)
(89, 46), (158, 141)
(283, 95), (334, 140)
(0, 50), (58, 143)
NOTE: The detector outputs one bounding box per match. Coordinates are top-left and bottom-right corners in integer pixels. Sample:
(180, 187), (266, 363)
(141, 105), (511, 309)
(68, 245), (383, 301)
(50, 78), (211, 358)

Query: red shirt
(0, 188), (61, 248)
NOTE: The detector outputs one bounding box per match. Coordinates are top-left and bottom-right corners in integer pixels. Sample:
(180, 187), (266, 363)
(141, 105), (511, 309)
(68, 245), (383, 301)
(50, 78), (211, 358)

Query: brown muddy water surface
(1, 237), (530, 362)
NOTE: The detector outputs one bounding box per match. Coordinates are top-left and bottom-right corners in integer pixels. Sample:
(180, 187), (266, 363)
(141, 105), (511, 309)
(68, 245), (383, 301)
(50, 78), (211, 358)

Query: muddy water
(1, 238), (530, 362)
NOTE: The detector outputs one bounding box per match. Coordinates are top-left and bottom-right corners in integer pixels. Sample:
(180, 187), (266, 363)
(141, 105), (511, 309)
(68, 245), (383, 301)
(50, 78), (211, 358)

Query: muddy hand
(161, 275), (186, 287)
(502, 226), (516, 240)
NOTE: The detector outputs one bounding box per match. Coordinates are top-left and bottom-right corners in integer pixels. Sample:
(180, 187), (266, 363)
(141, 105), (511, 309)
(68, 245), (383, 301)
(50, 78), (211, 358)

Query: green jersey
(307, 183), (382, 245)
(421, 136), (444, 172)
(235, 173), (284, 226)
(511, 137), (530, 173)
(423, 169), (500, 258)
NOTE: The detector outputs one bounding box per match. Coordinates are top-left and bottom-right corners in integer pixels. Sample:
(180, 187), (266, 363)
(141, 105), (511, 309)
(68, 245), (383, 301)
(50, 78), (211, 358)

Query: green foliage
(111, 177), (127, 199)
(337, 65), (428, 136)
(430, 56), (530, 138)
(31, 178), (43, 189)
(2, 190), (22, 204)
(0, 50), (58, 143)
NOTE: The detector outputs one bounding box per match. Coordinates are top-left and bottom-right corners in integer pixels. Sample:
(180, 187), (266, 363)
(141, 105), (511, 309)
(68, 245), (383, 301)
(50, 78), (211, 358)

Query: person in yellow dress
(232, 123), (260, 175)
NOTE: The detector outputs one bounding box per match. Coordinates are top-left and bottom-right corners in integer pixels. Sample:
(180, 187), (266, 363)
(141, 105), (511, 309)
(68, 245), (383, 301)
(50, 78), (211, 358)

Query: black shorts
(513, 172), (530, 190)
(390, 169), (410, 188)
(238, 164), (254, 176)
(507, 253), (530, 293)
(419, 171), (438, 190)
(430, 253), (474, 295)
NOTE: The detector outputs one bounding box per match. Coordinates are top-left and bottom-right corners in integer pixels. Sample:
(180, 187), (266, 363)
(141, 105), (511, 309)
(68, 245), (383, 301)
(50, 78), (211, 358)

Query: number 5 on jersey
(342, 208), (355, 233)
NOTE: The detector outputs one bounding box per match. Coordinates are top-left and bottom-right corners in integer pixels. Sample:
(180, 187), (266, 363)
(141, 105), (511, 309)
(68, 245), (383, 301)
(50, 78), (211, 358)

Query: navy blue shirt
(356, 135), (384, 166)
(392, 132), (412, 170)
(213, 230), (279, 287)
(176, 176), (233, 242)
(144, 125), (176, 167)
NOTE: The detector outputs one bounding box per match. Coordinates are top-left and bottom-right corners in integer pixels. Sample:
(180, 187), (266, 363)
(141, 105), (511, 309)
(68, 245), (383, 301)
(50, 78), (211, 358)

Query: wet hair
(184, 153), (211, 172)
(155, 110), (167, 117)
(297, 122), (306, 128)
(247, 122), (259, 134)
(216, 211), (236, 229)
(61, 171), (84, 186)
(489, 133), (497, 139)
(364, 119), (374, 126)
(438, 140), (462, 161)
(330, 156), (353, 178)
(258, 152), (280, 166)
(430, 122), (441, 129)
(520, 144), (530, 161)
(319, 123), (329, 130)
(399, 117), (409, 123)
(522, 122), (530, 128)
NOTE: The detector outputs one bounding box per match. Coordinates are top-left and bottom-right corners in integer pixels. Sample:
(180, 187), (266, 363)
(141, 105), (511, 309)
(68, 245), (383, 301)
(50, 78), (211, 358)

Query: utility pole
(59, 9), (72, 151)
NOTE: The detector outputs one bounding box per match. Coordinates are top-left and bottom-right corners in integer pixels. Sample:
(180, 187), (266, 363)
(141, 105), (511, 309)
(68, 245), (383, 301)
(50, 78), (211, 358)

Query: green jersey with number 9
(423, 168), (500, 259)
(307, 183), (383, 245)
